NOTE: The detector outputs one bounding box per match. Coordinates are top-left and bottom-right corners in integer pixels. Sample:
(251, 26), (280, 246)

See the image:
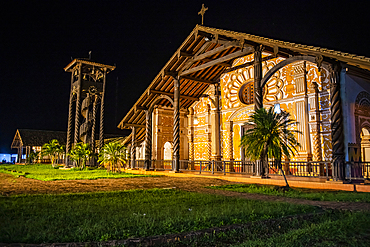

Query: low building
(11, 129), (66, 163)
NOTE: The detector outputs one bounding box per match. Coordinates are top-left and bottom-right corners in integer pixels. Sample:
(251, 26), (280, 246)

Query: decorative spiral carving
(91, 96), (98, 152)
(228, 123), (233, 160)
(254, 47), (263, 110)
(65, 93), (74, 165)
(313, 131), (322, 161)
(74, 94), (81, 144)
(329, 64), (345, 179)
(189, 141), (194, 161)
(173, 106), (180, 160)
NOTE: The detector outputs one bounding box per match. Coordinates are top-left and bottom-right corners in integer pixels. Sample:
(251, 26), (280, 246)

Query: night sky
(1, 0), (370, 153)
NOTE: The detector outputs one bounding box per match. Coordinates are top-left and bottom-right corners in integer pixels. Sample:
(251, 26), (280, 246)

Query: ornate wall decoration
(161, 116), (173, 127)
(354, 91), (370, 144)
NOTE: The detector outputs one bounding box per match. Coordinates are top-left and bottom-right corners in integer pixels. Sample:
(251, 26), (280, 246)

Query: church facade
(118, 25), (370, 180)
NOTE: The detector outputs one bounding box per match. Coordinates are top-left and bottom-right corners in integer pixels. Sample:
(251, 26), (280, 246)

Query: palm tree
(26, 150), (40, 164)
(240, 107), (301, 187)
(41, 139), (61, 167)
(98, 142), (128, 173)
(68, 142), (92, 170)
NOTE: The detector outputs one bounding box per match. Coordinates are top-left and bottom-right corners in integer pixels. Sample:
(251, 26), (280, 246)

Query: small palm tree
(68, 142), (92, 170)
(98, 142), (128, 173)
(240, 107), (301, 187)
(41, 139), (61, 167)
(26, 150), (40, 164)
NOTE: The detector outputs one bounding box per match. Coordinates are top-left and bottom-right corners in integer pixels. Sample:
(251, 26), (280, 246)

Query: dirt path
(1, 173), (369, 211)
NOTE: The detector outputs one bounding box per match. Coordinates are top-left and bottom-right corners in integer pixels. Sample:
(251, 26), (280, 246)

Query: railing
(133, 159), (333, 178)
(345, 162), (370, 181)
(268, 161), (332, 180)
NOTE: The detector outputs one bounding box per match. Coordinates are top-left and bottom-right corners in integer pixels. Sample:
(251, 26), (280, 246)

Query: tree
(26, 150), (40, 164)
(55, 145), (65, 165)
(41, 139), (61, 167)
(98, 142), (128, 173)
(68, 142), (92, 170)
(240, 107), (301, 187)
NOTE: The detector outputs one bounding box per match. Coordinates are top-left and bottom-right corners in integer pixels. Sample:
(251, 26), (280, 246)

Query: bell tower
(64, 58), (115, 166)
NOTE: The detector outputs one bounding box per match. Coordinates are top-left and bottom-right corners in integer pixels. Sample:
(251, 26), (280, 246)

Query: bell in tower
(64, 58), (115, 166)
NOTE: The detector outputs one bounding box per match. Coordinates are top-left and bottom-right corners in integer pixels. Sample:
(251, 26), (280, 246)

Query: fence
(131, 159), (370, 181)
(268, 161), (332, 180)
(345, 162), (370, 181)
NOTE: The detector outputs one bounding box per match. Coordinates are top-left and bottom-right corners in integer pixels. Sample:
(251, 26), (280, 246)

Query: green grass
(0, 163), (156, 181)
(0, 189), (318, 244)
(208, 183), (370, 203)
(167, 210), (370, 247)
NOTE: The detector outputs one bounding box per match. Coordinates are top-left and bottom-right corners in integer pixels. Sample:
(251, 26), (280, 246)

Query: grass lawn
(208, 184), (370, 203)
(0, 164), (157, 181)
(169, 210), (370, 247)
(0, 188), (318, 244)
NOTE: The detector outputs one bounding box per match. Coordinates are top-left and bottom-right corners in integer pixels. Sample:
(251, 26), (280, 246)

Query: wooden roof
(118, 25), (370, 144)
(64, 58), (116, 72)
(11, 129), (67, 148)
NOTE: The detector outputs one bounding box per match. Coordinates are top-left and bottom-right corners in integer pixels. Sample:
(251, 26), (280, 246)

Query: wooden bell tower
(64, 58), (115, 166)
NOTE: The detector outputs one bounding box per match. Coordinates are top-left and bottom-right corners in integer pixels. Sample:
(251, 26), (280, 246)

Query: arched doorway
(361, 128), (370, 162)
(163, 141), (173, 160)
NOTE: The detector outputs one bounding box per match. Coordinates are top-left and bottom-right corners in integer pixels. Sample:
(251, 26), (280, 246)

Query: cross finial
(198, 4), (208, 25)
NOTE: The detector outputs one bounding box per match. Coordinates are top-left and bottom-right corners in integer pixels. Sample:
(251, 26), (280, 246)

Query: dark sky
(1, 0), (370, 153)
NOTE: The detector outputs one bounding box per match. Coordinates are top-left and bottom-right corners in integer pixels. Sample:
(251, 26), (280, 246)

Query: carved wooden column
(144, 110), (152, 170)
(99, 68), (107, 150)
(210, 84), (222, 160)
(187, 107), (195, 169)
(74, 63), (82, 144)
(173, 77), (180, 172)
(309, 82), (323, 161)
(329, 64), (345, 181)
(65, 70), (75, 166)
(131, 126), (136, 169)
(225, 121), (234, 172)
(254, 46), (263, 110)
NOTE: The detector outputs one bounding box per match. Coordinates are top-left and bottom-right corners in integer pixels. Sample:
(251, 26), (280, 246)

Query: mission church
(118, 24), (370, 181)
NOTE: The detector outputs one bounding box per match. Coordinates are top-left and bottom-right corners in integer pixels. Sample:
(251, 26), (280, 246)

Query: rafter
(149, 89), (199, 101)
(180, 47), (254, 76)
(120, 123), (145, 129)
(181, 75), (214, 84)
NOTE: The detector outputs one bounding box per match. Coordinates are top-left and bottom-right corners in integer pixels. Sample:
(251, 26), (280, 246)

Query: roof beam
(135, 106), (148, 112)
(120, 123), (146, 129)
(223, 54), (276, 73)
(149, 89), (199, 101)
(181, 75), (214, 84)
(180, 47), (254, 76)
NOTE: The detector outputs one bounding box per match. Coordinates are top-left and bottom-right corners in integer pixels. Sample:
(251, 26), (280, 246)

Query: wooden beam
(149, 89), (199, 101)
(181, 75), (214, 84)
(223, 55), (276, 73)
(163, 70), (178, 78)
(202, 58), (231, 67)
(192, 41), (238, 62)
(135, 106), (148, 112)
(179, 51), (193, 57)
(121, 123), (145, 129)
(180, 47), (254, 76)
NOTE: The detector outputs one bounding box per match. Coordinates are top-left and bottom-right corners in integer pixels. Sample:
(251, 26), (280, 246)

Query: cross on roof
(198, 4), (208, 25)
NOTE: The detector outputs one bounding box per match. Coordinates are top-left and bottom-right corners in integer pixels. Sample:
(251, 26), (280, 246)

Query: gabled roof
(11, 129), (67, 148)
(117, 25), (370, 144)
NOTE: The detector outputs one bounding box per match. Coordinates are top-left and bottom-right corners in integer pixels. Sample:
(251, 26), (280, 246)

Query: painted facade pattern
(191, 54), (332, 162)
